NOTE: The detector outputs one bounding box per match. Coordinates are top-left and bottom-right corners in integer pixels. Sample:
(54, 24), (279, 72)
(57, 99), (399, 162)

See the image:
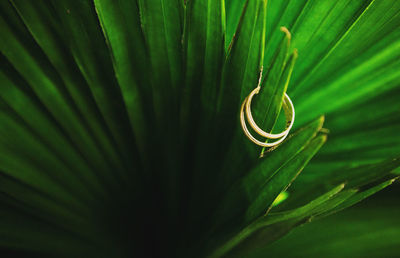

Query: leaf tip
(293, 48), (298, 59)
(316, 134), (328, 146)
(390, 176), (400, 184)
(280, 26), (291, 41)
(319, 128), (330, 134)
(316, 115), (325, 130)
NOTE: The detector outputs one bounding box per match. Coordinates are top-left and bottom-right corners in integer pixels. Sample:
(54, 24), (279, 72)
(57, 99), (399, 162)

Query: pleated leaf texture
(1, 0), (400, 257)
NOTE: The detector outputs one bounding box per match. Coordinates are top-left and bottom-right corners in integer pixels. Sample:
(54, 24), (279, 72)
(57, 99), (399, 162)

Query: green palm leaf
(257, 185), (400, 258)
(0, 0), (399, 257)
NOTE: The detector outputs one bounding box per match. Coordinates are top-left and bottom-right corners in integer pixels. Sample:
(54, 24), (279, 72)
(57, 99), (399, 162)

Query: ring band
(245, 86), (295, 139)
(240, 87), (295, 147)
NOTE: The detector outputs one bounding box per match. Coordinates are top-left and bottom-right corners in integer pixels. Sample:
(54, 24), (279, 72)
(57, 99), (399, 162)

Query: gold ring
(240, 87), (295, 147)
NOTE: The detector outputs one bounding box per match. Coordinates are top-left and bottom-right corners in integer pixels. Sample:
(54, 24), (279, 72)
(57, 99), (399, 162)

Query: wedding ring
(246, 86), (295, 139)
(240, 86), (295, 147)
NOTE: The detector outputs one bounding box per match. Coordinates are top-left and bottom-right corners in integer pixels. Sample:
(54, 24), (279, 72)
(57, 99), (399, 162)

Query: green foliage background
(0, 0), (399, 257)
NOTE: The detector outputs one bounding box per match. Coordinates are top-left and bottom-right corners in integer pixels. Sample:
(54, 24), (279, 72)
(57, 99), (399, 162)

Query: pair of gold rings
(240, 85), (295, 147)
